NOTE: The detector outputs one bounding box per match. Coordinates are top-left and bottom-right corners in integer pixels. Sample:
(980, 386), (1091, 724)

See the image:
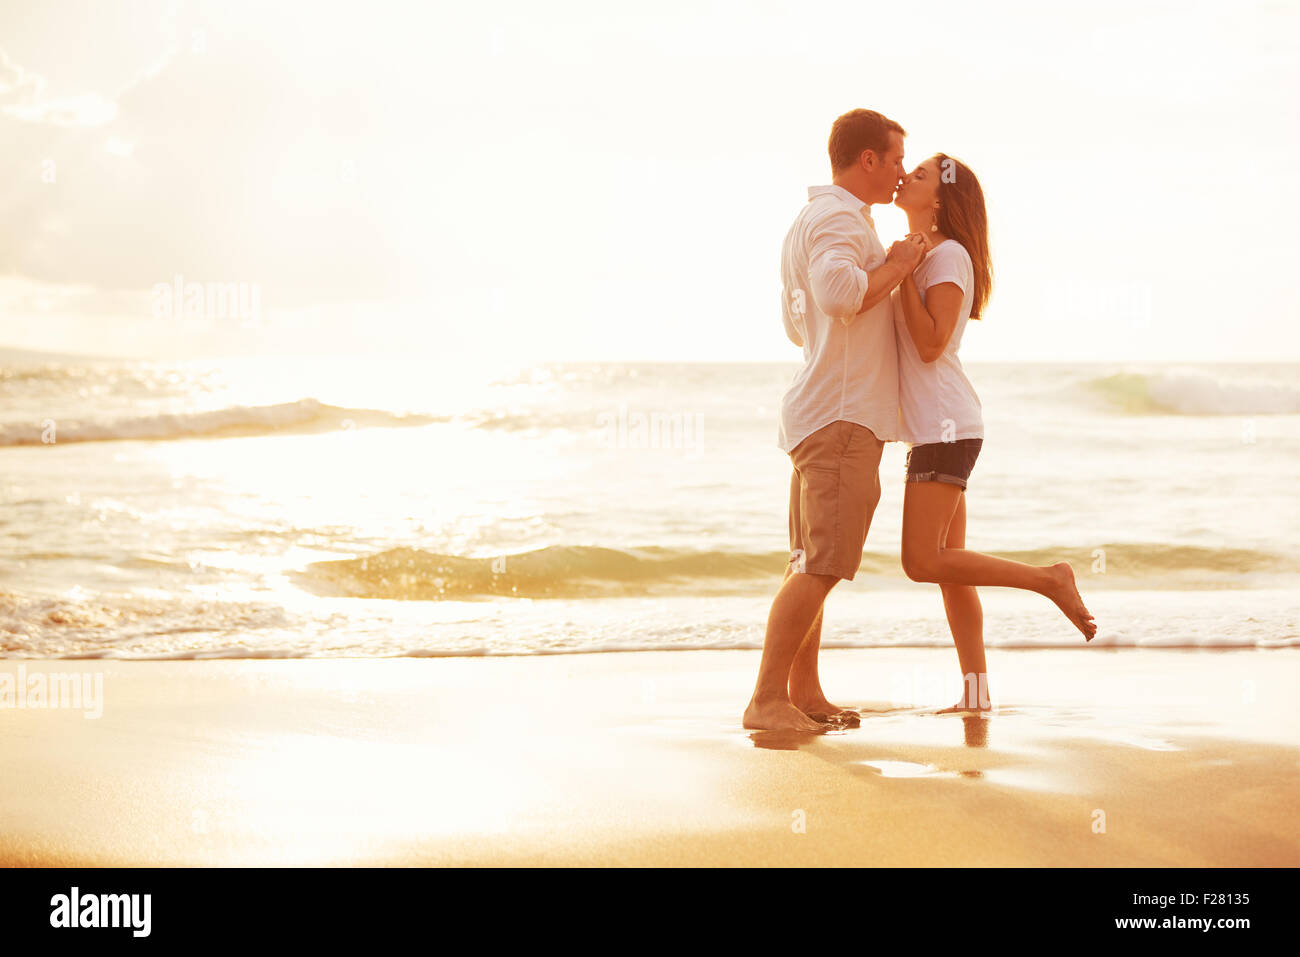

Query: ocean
(2, 356), (1297, 658)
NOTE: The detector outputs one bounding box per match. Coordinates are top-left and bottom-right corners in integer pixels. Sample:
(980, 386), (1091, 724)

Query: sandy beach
(2, 648), (1296, 867)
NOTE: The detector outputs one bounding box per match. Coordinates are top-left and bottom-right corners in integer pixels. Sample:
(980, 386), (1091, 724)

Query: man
(743, 109), (927, 732)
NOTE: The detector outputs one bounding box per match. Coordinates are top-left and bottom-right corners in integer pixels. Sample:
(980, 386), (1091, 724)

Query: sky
(1, 0), (1297, 363)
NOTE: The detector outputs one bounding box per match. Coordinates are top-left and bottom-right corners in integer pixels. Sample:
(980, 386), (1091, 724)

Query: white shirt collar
(808, 184), (874, 226)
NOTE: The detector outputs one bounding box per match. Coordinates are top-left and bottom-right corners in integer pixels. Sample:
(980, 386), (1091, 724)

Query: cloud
(5, 94), (118, 126)
(0, 47), (45, 108)
(0, 34), (407, 313)
(1, 47), (115, 125)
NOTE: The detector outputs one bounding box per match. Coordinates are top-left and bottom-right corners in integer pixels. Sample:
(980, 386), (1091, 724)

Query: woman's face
(893, 156), (942, 215)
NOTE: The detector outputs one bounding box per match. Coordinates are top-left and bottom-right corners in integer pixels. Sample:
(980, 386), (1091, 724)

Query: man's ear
(859, 149), (875, 171)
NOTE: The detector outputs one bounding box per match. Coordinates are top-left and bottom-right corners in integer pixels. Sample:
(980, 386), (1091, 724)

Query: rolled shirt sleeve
(777, 185), (900, 453)
(806, 208), (870, 323)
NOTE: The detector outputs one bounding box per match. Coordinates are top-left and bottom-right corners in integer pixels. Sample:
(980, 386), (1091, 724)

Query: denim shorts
(904, 438), (983, 490)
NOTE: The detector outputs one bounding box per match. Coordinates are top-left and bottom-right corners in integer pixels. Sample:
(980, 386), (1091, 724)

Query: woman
(892, 154), (1096, 712)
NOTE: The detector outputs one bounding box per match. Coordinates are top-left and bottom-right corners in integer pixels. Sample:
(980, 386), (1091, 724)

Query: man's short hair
(828, 109), (906, 174)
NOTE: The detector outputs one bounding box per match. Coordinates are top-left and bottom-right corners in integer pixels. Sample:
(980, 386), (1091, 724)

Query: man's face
(867, 131), (906, 204)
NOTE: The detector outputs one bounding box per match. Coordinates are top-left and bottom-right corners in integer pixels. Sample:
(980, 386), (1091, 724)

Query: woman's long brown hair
(933, 153), (992, 320)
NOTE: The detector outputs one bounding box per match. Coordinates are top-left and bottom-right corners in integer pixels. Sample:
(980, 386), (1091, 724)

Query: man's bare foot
(743, 696), (828, 731)
(790, 693), (858, 719)
(807, 710), (861, 728)
(1044, 562), (1097, 641)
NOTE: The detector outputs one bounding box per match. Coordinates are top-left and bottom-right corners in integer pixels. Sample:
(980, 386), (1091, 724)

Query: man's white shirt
(778, 184), (899, 452)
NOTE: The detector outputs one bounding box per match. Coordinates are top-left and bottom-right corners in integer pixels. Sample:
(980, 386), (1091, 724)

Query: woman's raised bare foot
(1045, 562), (1097, 641)
(743, 695), (828, 731)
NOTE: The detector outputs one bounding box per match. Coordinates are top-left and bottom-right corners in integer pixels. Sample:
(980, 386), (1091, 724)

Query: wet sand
(1, 649), (1297, 866)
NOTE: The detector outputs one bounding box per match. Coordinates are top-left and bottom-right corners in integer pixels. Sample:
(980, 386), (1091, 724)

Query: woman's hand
(905, 231), (933, 252)
(887, 233), (926, 271)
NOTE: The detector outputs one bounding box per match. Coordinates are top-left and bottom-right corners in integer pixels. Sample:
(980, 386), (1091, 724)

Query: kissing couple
(744, 108), (1096, 733)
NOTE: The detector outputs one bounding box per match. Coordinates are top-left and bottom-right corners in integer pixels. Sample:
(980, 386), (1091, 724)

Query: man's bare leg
(779, 563), (829, 708)
(743, 568), (837, 731)
(788, 598), (838, 714)
(786, 562), (855, 715)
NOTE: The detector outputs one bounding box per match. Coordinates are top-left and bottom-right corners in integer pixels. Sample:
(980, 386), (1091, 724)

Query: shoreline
(2, 648), (1297, 866)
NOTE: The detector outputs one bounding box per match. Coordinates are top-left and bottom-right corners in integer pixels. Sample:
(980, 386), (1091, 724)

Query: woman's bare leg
(901, 481), (1096, 641)
(935, 492), (990, 711)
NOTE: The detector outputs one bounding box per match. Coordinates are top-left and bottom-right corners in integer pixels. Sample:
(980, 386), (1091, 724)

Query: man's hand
(886, 233), (927, 272)
(851, 234), (928, 320)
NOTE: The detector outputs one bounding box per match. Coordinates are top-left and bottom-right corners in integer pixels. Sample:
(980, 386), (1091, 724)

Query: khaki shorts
(787, 420), (885, 581)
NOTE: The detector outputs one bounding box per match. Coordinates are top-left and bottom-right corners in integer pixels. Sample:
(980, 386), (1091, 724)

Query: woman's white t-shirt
(893, 239), (983, 445)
